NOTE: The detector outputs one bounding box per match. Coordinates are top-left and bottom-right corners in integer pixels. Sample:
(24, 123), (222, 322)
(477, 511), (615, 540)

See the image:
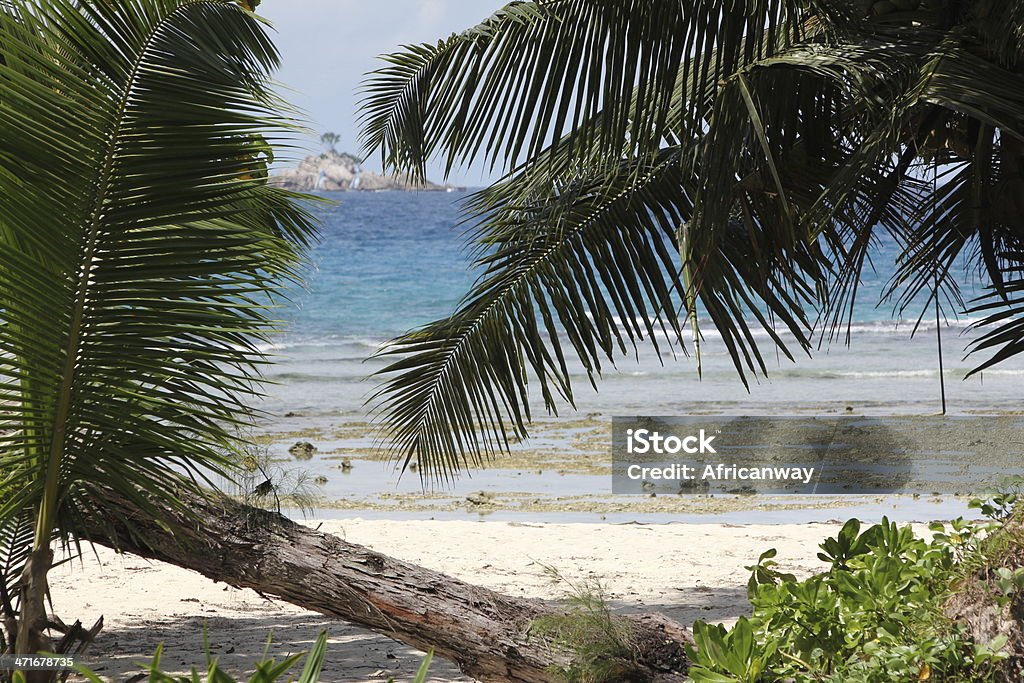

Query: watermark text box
(611, 416), (1024, 495)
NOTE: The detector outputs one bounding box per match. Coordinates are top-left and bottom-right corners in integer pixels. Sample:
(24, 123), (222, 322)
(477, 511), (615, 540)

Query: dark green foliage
(360, 0), (1024, 479)
(530, 569), (640, 683)
(0, 0), (317, 635)
(59, 633), (433, 683)
(688, 510), (1013, 682)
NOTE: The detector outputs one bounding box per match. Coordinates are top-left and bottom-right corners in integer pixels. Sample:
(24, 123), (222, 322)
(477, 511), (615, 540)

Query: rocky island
(271, 150), (457, 192)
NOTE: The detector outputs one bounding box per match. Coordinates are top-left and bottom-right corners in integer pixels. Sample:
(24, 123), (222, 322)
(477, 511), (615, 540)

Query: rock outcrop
(271, 150), (453, 192)
(287, 441), (317, 460)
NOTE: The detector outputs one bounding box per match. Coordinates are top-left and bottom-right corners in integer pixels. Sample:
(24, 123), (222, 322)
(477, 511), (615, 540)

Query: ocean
(259, 190), (1023, 421)
(240, 190), (1024, 523)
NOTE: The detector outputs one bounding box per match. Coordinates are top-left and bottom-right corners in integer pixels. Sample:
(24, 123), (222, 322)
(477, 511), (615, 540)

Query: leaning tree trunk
(15, 546), (54, 683)
(80, 487), (691, 683)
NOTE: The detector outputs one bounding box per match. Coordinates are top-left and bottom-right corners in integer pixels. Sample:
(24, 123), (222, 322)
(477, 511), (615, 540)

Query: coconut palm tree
(320, 131), (341, 154)
(359, 0), (1024, 479)
(0, 0), (315, 663)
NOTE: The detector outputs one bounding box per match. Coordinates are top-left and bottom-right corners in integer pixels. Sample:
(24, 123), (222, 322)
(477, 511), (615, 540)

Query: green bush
(687, 507), (1014, 683)
(530, 566), (641, 683)
(50, 632), (434, 683)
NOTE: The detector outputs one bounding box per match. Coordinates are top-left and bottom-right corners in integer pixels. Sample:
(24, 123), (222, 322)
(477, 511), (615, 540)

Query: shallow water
(247, 192), (1024, 524)
(282, 497), (976, 526)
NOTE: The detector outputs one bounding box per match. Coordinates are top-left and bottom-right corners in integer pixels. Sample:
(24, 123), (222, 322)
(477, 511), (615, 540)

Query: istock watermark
(611, 415), (1024, 495)
(624, 463), (817, 485)
(625, 427), (717, 454)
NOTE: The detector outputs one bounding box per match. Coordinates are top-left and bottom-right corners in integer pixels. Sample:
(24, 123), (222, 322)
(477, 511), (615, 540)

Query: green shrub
(67, 631), (330, 683)
(56, 632), (434, 683)
(687, 508), (1013, 683)
(530, 567), (640, 683)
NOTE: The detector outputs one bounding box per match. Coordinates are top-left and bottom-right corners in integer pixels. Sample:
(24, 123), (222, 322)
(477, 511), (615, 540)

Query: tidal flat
(245, 413), (1020, 524)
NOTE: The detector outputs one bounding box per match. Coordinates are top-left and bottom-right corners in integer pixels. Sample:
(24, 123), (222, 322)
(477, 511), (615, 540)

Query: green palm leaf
(0, 0), (315, 648)
(364, 0), (1024, 478)
(371, 154), (688, 478)
(359, 0), (809, 182)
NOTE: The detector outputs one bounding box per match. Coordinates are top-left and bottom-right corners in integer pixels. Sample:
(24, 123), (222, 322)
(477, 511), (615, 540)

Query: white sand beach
(52, 519), (875, 683)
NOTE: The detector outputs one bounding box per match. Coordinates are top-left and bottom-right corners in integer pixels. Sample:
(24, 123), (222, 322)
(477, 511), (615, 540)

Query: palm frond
(0, 0), (315, 580)
(359, 0), (810, 181)
(967, 262), (1024, 376)
(370, 154), (687, 479)
(364, 0), (1024, 477)
(0, 510), (32, 619)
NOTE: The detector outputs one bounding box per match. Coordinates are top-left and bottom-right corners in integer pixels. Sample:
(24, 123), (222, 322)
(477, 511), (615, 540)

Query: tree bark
(81, 487), (691, 683)
(14, 546), (54, 683)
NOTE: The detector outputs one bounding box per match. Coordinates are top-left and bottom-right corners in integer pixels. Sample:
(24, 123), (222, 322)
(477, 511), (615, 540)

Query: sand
(43, 518), (884, 683)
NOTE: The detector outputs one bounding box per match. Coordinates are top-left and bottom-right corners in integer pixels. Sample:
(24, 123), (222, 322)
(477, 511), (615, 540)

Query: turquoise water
(258, 191), (1022, 419)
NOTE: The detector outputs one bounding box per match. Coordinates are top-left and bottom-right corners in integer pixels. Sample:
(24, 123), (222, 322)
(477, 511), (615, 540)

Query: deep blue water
(279, 192), (478, 341)
(281, 191), (990, 340)
(259, 191), (1022, 418)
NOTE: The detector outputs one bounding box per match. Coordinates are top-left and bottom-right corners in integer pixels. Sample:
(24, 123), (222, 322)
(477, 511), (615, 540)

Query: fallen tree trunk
(82, 487), (691, 683)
